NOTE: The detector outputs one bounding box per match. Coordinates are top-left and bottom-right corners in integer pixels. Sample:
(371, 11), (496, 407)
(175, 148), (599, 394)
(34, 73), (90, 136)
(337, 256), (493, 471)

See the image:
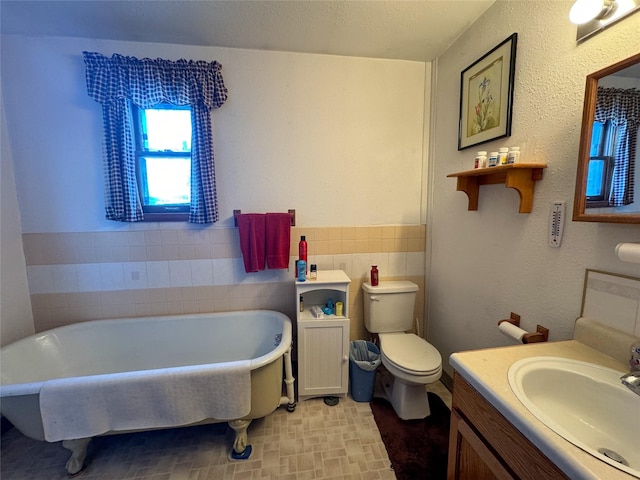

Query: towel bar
(233, 209), (296, 227)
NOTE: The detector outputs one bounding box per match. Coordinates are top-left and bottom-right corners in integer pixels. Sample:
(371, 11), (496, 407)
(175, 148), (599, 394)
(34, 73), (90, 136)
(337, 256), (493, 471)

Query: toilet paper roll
(615, 242), (640, 264)
(499, 322), (527, 343)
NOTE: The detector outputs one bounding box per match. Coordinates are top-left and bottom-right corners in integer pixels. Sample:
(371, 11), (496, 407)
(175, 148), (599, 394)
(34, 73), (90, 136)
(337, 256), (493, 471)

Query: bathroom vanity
(448, 338), (636, 480)
(295, 270), (351, 401)
(448, 373), (568, 480)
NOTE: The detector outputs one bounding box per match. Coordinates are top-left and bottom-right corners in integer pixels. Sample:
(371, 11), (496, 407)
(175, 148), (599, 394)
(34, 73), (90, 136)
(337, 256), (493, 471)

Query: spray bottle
(298, 236), (308, 273)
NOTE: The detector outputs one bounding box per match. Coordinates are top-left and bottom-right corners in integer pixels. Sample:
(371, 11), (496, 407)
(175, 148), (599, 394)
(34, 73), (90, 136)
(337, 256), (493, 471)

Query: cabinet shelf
(299, 308), (347, 322)
(447, 163), (547, 213)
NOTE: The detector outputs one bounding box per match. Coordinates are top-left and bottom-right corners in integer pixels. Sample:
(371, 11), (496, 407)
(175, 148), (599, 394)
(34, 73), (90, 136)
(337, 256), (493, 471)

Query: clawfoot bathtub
(0, 310), (296, 475)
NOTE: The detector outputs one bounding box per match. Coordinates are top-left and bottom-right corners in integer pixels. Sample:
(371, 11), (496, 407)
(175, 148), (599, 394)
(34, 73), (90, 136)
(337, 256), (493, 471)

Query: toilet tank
(362, 281), (418, 333)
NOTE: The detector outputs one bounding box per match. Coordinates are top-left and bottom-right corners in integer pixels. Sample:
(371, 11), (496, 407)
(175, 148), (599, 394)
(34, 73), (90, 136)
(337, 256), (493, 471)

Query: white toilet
(362, 280), (442, 420)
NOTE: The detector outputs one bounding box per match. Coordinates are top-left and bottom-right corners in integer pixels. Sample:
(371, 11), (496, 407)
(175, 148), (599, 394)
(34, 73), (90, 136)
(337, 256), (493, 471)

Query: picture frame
(458, 33), (518, 150)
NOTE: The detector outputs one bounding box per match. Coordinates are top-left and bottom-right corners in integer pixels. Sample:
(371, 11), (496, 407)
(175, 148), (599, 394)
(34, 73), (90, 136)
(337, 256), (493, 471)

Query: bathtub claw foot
(62, 437), (91, 475)
(228, 419), (252, 460)
(229, 444), (252, 460)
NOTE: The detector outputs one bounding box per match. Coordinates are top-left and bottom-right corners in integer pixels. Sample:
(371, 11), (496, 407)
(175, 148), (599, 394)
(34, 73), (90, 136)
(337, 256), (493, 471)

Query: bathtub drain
(598, 448), (628, 466)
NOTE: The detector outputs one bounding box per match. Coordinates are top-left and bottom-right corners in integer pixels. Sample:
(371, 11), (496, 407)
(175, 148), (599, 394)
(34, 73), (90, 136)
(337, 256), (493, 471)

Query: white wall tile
(313, 255), (335, 272)
(352, 253), (373, 282)
(76, 263), (103, 292)
(169, 260), (192, 287)
(146, 261), (170, 288)
(388, 252), (407, 277)
(51, 264), (78, 293)
(191, 259), (214, 286)
(212, 258), (235, 286)
(370, 253), (390, 279)
(123, 261), (149, 289)
(26, 265), (53, 294)
(99, 263), (125, 291)
(332, 255), (353, 275)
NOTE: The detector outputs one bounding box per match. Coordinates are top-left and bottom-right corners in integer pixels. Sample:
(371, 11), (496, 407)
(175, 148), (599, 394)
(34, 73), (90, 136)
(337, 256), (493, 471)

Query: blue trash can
(349, 340), (381, 402)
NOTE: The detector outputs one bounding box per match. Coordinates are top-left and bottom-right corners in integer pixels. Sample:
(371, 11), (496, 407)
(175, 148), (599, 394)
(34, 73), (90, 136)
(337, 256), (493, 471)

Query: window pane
(590, 122), (603, 157)
(603, 121), (616, 157)
(143, 157), (191, 205)
(144, 108), (191, 152)
(586, 159), (604, 197)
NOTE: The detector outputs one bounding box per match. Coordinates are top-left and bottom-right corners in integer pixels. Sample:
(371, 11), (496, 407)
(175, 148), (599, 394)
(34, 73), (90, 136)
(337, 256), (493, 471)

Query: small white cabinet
(295, 270), (351, 402)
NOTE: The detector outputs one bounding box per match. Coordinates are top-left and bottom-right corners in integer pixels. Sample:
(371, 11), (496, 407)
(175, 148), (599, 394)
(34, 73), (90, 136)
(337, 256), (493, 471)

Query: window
(83, 51), (228, 224)
(586, 120), (616, 207)
(134, 104), (192, 220)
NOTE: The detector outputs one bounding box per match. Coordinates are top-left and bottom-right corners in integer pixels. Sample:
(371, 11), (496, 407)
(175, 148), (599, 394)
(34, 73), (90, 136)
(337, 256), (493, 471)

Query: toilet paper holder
(498, 312), (549, 344)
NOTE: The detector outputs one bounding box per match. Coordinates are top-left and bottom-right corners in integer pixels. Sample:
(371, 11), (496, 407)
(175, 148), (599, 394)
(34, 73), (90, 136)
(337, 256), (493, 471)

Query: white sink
(508, 357), (640, 478)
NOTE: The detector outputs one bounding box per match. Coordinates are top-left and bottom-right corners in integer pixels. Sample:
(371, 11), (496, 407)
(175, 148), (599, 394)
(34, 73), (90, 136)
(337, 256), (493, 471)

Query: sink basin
(508, 357), (640, 478)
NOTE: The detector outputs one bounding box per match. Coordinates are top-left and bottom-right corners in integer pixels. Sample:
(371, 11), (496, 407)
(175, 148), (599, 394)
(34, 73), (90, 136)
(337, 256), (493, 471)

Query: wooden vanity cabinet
(447, 372), (570, 480)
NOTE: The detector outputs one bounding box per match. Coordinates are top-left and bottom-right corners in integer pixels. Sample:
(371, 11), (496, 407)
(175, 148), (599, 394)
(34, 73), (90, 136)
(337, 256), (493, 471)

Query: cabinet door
(447, 410), (514, 480)
(298, 320), (349, 400)
(450, 374), (570, 480)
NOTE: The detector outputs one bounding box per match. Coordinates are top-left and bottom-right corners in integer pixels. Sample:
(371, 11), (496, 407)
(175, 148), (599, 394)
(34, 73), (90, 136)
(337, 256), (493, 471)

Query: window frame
(133, 103), (192, 222)
(585, 120), (617, 209)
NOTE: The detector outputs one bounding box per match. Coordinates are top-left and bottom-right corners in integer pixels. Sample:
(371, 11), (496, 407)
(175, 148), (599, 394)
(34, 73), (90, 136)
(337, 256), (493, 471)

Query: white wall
(1, 34), (428, 341)
(1, 35), (428, 233)
(1, 91), (34, 346)
(428, 0), (640, 377)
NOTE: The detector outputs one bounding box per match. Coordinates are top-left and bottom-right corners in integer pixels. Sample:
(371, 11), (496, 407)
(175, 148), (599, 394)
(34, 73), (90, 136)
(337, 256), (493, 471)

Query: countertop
(450, 340), (636, 480)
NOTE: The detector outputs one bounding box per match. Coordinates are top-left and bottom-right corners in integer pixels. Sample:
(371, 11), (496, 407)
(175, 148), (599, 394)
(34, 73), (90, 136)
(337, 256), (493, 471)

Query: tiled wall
(24, 225), (426, 340)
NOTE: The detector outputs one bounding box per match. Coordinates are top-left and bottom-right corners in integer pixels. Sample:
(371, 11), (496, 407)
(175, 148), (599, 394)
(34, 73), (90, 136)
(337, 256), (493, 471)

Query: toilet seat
(379, 333), (442, 375)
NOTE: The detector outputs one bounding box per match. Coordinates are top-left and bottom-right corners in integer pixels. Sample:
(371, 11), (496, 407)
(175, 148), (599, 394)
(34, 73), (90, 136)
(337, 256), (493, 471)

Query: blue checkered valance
(83, 52), (228, 223)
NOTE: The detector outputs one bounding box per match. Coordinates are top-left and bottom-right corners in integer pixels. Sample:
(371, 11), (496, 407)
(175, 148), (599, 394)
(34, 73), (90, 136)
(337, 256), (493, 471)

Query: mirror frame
(572, 52), (640, 224)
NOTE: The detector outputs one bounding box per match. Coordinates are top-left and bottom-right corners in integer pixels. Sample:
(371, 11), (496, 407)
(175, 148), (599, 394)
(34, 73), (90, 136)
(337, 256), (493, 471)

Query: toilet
(362, 280), (442, 420)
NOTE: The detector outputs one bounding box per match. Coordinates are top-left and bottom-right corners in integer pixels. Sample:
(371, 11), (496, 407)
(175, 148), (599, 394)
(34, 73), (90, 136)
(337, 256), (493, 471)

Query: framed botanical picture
(458, 33), (518, 150)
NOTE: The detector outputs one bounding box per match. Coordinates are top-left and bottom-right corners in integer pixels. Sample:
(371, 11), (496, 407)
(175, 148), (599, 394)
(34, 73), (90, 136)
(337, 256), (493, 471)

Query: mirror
(573, 52), (640, 224)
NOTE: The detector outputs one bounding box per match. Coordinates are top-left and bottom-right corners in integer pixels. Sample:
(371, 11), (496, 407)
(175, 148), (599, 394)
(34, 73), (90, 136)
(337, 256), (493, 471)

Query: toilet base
(381, 374), (431, 420)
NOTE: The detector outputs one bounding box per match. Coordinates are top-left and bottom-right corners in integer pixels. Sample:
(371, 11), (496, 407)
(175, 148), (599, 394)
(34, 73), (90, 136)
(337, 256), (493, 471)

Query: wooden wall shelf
(447, 163), (547, 213)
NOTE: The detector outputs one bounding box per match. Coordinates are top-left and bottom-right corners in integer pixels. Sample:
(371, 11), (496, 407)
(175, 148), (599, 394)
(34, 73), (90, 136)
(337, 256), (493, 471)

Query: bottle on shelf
(297, 260), (306, 282)
(507, 146), (520, 164)
(370, 265), (379, 286)
(474, 151), (487, 169)
(488, 151), (499, 167)
(498, 147), (509, 165)
(299, 236), (308, 273)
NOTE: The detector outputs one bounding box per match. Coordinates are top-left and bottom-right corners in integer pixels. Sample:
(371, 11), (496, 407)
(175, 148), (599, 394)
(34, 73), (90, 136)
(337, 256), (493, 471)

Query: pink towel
(265, 213), (291, 269)
(237, 214), (266, 273)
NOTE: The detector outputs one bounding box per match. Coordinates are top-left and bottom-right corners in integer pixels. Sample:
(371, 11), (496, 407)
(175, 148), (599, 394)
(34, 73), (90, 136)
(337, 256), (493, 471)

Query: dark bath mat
(371, 392), (451, 480)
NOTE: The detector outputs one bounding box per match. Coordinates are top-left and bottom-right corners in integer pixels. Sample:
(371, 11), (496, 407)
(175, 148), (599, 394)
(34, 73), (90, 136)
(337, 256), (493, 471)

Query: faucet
(620, 341), (640, 396)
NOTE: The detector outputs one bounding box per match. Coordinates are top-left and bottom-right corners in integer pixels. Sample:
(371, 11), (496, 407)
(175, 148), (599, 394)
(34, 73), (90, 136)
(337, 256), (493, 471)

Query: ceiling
(0, 0), (495, 62)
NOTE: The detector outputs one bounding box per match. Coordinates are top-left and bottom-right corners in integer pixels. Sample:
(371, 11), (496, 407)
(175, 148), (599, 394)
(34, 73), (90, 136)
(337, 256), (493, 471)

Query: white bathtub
(0, 310), (295, 475)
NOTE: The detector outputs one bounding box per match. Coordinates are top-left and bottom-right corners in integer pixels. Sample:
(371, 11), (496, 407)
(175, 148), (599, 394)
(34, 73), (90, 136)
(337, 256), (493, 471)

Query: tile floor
(0, 382), (452, 480)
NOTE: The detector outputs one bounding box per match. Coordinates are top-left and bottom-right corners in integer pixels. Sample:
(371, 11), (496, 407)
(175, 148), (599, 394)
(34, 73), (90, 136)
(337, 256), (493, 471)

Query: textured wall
(1, 35), (427, 233)
(1, 34), (429, 343)
(428, 0), (640, 375)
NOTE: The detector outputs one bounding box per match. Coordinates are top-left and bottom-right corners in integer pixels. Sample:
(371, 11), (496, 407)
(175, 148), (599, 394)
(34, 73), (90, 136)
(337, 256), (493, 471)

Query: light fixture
(569, 0), (640, 42)
(569, 0), (614, 24)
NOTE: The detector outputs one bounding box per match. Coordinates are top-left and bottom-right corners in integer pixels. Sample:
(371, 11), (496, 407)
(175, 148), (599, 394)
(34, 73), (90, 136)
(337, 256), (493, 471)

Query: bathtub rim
(0, 310), (292, 397)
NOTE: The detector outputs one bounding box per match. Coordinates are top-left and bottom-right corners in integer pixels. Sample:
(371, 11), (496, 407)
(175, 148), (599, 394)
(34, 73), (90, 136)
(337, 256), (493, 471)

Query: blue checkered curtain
(83, 52), (228, 223)
(595, 87), (640, 207)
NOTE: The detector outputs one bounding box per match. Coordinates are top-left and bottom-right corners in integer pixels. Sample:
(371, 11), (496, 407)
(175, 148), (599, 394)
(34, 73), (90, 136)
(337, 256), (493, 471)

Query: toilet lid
(380, 333), (442, 374)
